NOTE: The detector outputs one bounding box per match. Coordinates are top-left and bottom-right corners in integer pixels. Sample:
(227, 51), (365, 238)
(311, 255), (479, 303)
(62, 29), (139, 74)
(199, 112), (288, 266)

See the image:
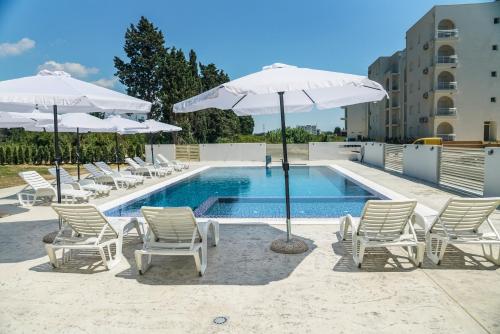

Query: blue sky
(0, 0), (486, 132)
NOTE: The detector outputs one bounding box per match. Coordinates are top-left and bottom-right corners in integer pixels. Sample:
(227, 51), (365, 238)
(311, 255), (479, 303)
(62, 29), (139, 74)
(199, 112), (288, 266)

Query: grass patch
(0, 164), (81, 188)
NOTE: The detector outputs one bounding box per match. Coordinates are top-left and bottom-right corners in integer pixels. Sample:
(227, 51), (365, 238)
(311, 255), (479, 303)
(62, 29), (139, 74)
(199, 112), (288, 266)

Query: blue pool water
(105, 166), (379, 218)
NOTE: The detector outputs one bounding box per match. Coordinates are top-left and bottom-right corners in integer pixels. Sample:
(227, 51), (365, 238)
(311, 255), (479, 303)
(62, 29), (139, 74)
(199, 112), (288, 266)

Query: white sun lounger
(46, 204), (143, 269)
(133, 156), (172, 175)
(94, 161), (144, 185)
(415, 197), (500, 265)
(135, 207), (219, 276)
(156, 153), (188, 170)
(83, 163), (136, 189)
(340, 200), (424, 268)
(48, 167), (111, 197)
(18, 171), (92, 206)
(125, 158), (165, 177)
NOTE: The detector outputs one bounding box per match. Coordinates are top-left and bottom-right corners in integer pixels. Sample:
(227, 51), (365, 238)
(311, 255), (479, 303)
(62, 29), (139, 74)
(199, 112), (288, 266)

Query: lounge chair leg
(426, 234), (445, 265)
(193, 251), (203, 276)
(45, 244), (58, 268)
(358, 243), (366, 267)
(98, 247), (110, 269)
(482, 244), (500, 265)
(135, 251), (143, 274)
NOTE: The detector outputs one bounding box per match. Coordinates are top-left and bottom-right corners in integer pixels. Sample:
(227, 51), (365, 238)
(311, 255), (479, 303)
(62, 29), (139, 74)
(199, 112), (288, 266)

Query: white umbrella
(8, 110), (59, 122)
(0, 112), (37, 128)
(37, 113), (118, 179)
(0, 70), (151, 205)
(173, 63), (387, 253)
(125, 119), (182, 163)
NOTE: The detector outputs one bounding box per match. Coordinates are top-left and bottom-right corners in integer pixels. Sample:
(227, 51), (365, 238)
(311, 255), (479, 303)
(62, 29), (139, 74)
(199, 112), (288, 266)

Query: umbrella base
(270, 238), (308, 254)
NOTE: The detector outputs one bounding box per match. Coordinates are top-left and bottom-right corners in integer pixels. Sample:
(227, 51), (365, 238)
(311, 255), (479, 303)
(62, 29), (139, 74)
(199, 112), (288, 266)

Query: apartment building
(345, 1), (500, 142)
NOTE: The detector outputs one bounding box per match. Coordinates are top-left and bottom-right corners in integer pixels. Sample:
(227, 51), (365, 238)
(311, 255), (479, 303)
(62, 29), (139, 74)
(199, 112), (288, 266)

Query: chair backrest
(358, 200), (417, 240)
(432, 197), (500, 234)
(156, 154), (169, 163)
(18, 171), (53, 190)
(94, 161), (113, 173)
(48, 167), (75, 185)
(125, 158), (140, 169)
(52, 204), (118, 238)
(133, 157), (146, 166)
(84, 163), (105, 178)
(141, 206), (200, 247)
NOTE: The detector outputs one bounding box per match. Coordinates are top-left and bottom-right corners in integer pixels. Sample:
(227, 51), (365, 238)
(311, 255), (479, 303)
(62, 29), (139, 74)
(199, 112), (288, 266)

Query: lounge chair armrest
(79, 179), (96, 186)
(413, 212), (436, 233)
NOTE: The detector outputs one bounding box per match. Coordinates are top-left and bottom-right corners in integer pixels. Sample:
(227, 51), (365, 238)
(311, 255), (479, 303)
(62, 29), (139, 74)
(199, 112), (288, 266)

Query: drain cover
(213, 316), (228, 325)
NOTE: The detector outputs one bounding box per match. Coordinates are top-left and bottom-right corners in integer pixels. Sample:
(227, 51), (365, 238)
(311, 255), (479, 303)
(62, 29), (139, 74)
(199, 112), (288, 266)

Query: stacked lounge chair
(48, 167), (111, 197)
(125, 157), (166, 177)
(83, 163), (136, 189)
(156, 153), (188, 171)
(18, 171), (91, 206)
(133, 156), (172, 175)
(94, 161), (144, 185)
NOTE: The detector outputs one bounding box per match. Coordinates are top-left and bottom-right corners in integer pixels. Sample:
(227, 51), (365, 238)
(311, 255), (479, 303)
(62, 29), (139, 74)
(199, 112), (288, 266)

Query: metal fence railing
(384, 144), (403, 173)
(439, 147), (485, 195)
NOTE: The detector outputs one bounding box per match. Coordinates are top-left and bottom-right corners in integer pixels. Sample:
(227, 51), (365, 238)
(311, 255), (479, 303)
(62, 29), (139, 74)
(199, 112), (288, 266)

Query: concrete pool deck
(0, 161), (499, 333)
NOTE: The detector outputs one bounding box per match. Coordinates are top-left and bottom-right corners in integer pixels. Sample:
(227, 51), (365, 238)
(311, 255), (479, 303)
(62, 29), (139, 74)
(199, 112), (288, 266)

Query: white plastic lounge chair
(133, 156), (172, 175)
(94, 161), (144, 185)
(415, 197), (500, 265)
(18, 171), (92, 206)
(48, 167), (111, 197)
(156, 153), (187, 171)
(340, 200), (424, 268)
(46, 204), (143, 269)
(83, 163), (135, 189)
(125, 157), (165, 177)
(135, 206), (219, 276)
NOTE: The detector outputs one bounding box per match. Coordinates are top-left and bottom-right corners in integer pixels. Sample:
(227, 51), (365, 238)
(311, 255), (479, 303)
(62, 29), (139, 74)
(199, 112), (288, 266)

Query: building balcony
(435, 107), (457, 117)
(437, 133), (456, 141)
(436, 55), (458, 65)
(436, 29), (459, 40)
(436, 81), (457, 91)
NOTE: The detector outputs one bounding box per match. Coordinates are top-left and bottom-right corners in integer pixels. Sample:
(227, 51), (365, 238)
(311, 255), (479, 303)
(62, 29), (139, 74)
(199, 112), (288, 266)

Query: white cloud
(0, 38), (35, 57)
(37, 60), (99, 78)
(92, 77), (119, 89)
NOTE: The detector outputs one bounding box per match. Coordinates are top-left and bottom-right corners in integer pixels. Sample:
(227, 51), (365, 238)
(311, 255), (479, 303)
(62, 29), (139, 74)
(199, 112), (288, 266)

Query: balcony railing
(436, 29), (459, 39)
(435, 107), (457, 116)
(437, 133), (456, 141)
(437, 81), (457, 90)
(436, 55), (458, 64)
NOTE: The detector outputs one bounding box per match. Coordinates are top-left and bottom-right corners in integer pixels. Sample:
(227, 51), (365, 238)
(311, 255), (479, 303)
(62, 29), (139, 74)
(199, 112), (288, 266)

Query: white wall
(309, 142), (362, 160)
(362, 142), (385, 167)
(144, 144), (175, 163)
(484, 147), (500, 197)
(199, 143), (266, 161)
(402, 144), (441, 183)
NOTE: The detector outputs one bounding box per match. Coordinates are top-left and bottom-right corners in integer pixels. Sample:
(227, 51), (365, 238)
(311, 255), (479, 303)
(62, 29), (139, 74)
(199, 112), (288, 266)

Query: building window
(494, 17), (499, 24)
(492, 97), (497, 103)
(493, 45), (498, 51)
(492, 71), (498, 77)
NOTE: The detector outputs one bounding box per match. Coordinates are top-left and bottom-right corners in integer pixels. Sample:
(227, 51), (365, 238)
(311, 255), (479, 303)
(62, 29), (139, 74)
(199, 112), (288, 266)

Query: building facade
(345, 1), (500, 142)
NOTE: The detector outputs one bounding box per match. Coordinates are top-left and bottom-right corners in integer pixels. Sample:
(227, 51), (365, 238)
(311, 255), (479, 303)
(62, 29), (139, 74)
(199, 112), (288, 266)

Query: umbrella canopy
(105, 115), (148, 134)
(174, 63), (386, 115)
(37, 113), (117, 133)
(0, 70), (151, 114)
(8, 109), (59, 122)
(0, 112), (37, 128)
(173, 63), (387, 252)
(133, 119), (182, 134)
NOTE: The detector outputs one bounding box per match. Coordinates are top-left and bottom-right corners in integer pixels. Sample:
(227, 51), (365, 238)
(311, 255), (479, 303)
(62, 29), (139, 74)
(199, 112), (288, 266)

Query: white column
(484, 147), (500, 197)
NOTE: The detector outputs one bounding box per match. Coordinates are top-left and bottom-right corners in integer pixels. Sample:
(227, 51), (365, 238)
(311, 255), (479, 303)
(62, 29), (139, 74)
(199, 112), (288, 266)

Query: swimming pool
(104, 166), (380, 218)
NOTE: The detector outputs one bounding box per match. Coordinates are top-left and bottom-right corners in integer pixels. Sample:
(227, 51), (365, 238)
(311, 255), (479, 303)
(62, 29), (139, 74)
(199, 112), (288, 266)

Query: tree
(334, 126), (342, 135)
(239, 116), (255, 135)
(114, 16), (167, 120)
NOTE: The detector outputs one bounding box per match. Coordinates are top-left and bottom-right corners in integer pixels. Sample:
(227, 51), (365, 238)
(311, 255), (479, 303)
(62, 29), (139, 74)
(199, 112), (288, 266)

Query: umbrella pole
(115, 132), (120, 171)
(76, 127), (80, 181)
(53, 105), (62, 228)
(278, 92), (292, 242)
(269, 92), (308, 254)
(150, 132), (154, 164)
